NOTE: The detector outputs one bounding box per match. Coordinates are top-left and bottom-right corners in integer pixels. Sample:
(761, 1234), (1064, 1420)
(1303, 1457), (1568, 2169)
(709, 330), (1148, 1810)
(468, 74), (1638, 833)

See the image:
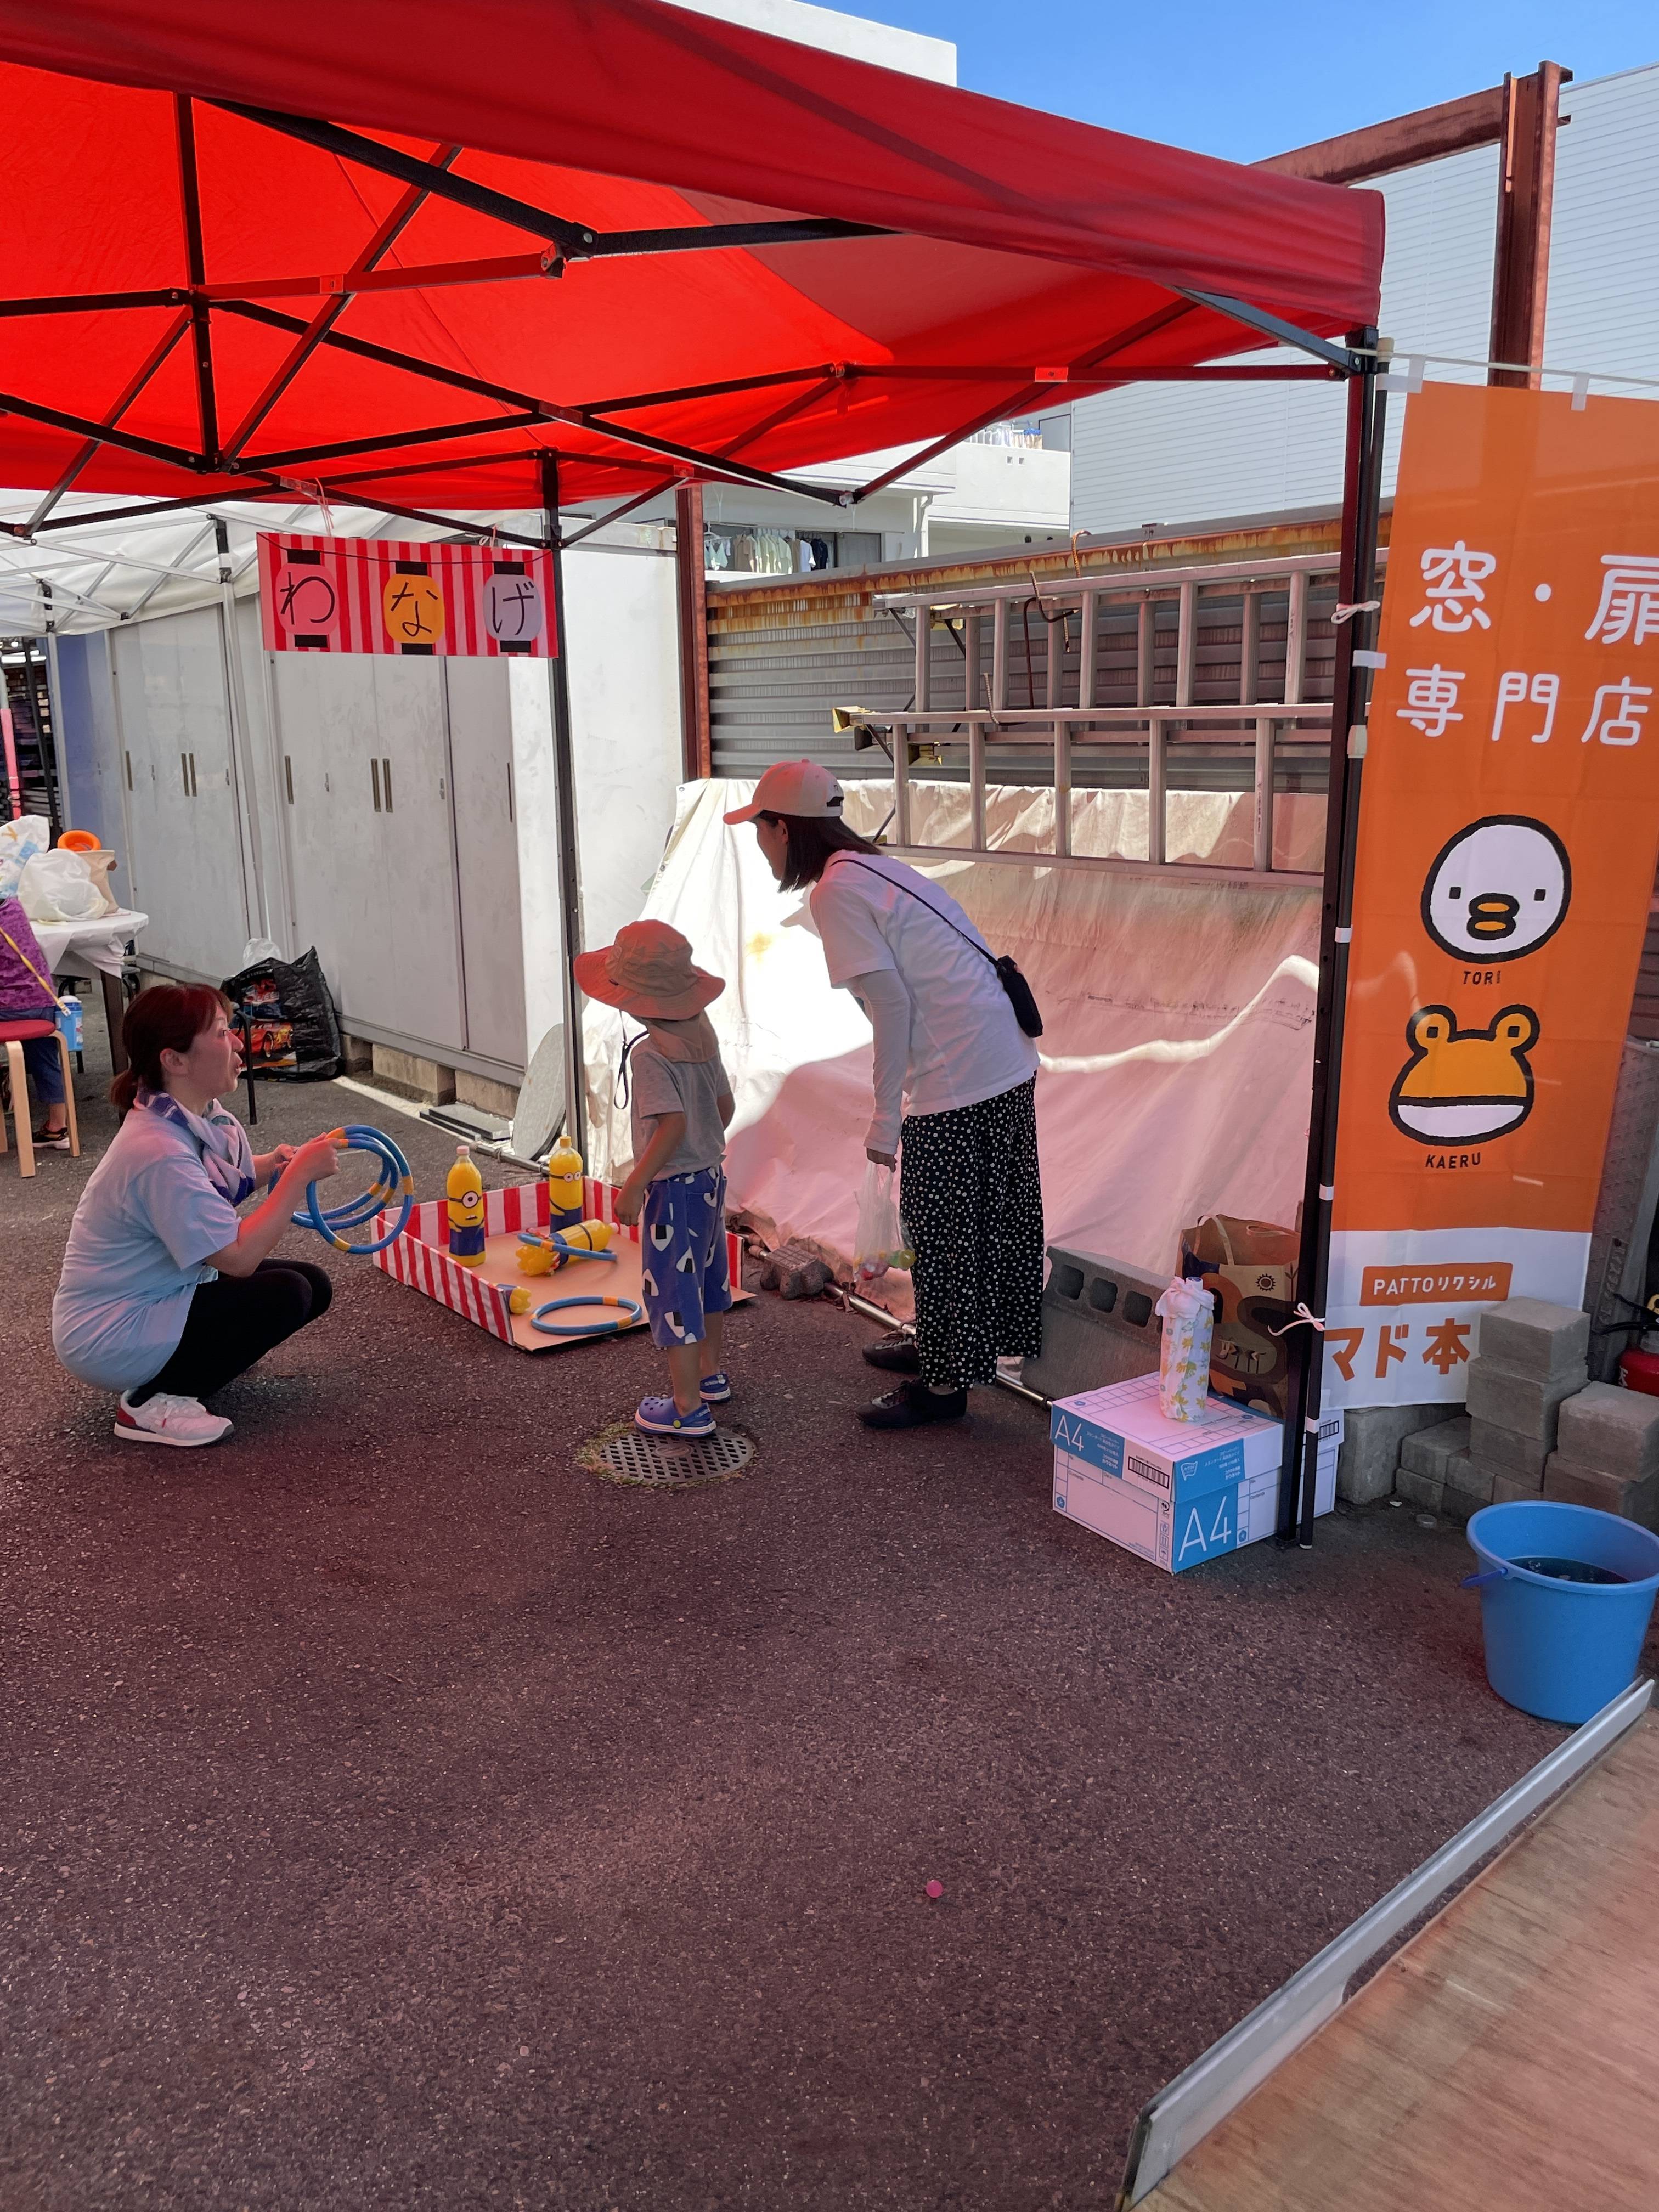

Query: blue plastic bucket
(1465, 1501), (1659, 1724)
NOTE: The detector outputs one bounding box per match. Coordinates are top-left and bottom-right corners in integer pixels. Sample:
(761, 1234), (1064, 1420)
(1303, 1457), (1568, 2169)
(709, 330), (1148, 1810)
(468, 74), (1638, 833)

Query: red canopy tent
(0, 0), (1381, 524)
(0, 0), (1387, 1541)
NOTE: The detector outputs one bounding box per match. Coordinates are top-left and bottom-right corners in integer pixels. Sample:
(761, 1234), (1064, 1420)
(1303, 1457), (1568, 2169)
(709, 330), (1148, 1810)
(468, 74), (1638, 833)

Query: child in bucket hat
(573, 922), (736, 1438)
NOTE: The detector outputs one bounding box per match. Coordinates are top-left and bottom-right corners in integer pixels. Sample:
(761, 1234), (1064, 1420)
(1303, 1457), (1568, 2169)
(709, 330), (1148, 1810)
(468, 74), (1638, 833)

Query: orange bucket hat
(572, 920), (724, 1022)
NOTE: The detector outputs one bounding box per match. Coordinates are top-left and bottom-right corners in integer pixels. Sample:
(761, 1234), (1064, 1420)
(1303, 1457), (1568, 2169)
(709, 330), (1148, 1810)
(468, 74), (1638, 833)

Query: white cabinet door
(270, 652), (466, 1054)
(111, 609), (251, 979)
(445, 657), (526, 1069)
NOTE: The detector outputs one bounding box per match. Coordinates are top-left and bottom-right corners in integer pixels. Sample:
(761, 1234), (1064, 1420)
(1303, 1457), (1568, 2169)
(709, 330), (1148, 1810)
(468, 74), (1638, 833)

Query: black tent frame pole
(1276, 329), (1387, 1547)
(541, 454), (587, 1158)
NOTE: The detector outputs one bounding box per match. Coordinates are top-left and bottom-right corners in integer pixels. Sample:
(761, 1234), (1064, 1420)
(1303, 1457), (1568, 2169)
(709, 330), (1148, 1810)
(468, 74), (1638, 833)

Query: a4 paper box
(1052, 1370), (1338, 1573)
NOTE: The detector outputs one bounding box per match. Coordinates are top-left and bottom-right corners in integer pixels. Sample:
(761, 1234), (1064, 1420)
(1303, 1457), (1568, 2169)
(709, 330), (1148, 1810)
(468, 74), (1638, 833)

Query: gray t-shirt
(53, 1107), (244, 1391)
(629, 1037), (730, 1181)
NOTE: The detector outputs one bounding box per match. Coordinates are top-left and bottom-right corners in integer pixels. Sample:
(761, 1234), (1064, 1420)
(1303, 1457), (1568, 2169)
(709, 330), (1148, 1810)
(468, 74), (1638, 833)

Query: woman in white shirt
(727, 761), (1043, 1430)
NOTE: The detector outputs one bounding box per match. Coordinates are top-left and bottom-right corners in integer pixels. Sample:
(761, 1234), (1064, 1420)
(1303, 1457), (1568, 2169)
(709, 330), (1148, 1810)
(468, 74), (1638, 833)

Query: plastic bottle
(546, 1134), (584, 1227)
(446, 1142), (488, 1267)
(558, 1217), (612, 1260)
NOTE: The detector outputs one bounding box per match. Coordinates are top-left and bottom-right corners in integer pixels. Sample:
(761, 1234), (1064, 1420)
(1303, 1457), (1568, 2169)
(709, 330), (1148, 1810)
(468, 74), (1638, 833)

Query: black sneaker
(857, 1380), (968, 1430)
(862, 1331), (921, 1375)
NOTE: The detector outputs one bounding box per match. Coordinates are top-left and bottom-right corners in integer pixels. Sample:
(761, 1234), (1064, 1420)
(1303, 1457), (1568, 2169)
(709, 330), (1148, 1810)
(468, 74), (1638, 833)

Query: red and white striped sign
(257, 532), (558, 658)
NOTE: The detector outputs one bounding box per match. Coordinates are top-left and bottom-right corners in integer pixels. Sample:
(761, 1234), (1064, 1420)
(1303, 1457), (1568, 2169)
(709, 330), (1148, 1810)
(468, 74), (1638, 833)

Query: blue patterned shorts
(640, 1169), (732, 1349)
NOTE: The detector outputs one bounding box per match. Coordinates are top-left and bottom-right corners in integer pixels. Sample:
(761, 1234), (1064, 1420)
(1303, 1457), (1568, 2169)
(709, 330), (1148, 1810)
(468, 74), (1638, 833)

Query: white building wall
(664, 0), (954, 81)
(1066, 59), (1659, 538)
(1545, 63), (1659, 387)
(1068, 145), (1500, 534)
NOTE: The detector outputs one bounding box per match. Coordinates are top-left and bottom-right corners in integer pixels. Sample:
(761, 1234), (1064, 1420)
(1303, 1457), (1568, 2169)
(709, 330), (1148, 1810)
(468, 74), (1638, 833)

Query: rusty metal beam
(1489, 64), (1571, 389)
(1261, 63), (1569, 191)
(674, 482), (712, 781)
(1262, 86), (1510, 183)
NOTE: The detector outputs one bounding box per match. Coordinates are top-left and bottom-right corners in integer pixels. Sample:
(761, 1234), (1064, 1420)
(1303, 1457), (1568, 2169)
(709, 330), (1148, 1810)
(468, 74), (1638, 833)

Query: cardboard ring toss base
(370, 1176), (747, 1352)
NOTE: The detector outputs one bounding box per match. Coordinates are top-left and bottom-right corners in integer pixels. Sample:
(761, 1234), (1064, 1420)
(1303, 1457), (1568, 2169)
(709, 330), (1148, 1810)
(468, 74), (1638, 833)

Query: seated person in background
(53, 984), (345, 1449)
(0, 892), (70, 1148)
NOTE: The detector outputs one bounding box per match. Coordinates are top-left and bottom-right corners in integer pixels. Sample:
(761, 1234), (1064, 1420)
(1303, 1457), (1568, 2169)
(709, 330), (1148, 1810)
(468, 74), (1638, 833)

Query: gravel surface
(1, 1050), (1567, 2209)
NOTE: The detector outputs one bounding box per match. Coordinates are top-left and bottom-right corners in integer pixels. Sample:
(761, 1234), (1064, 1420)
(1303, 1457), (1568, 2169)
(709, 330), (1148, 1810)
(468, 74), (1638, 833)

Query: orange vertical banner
(1328, 382), (1659, 1408)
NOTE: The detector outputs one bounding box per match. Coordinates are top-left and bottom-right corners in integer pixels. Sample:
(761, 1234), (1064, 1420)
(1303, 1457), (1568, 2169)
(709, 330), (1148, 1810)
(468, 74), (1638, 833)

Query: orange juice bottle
(445, 1143), (487, 1267)
(546, 1135), (584, 1228)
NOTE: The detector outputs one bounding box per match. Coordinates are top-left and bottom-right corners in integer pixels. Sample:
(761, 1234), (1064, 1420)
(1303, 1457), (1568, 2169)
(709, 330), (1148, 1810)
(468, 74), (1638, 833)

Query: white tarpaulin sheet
(584, 780), (1322, 1285)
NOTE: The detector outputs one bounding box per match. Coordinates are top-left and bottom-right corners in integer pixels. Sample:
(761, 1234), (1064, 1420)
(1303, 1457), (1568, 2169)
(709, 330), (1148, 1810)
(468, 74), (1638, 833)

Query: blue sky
(828, 2), (1656, 162)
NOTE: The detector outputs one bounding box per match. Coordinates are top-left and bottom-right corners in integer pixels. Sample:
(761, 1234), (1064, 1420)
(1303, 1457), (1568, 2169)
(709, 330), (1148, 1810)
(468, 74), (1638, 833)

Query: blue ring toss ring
(529, 1293), (645, 1338)
(287, 1124), (414, 1256)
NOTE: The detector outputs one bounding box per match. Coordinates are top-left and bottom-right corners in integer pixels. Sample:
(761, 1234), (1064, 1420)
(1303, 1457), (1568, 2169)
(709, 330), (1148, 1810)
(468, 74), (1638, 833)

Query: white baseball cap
(723, 760), (845, 825)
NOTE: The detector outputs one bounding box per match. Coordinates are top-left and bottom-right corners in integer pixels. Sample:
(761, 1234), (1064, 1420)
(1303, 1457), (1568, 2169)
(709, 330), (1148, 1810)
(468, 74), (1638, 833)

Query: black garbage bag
(221, 945), (343, 1080)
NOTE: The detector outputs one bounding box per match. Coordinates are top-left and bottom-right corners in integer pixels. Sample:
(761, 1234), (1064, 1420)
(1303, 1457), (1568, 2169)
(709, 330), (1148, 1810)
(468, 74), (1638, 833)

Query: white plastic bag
(0, 812), (50, 903)
(853, 1161), (913, 1282)
(1154, 1276), (1215, 1422)
(18, 848), (100, 922)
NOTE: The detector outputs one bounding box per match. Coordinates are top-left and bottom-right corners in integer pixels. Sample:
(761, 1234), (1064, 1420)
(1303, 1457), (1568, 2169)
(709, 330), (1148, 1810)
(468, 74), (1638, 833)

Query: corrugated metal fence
(706, 521), (1372, 797)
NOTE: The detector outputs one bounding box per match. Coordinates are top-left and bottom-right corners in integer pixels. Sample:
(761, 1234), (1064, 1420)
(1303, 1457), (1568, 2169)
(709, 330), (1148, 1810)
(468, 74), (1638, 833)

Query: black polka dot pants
(899, 1077), (1044, 1392)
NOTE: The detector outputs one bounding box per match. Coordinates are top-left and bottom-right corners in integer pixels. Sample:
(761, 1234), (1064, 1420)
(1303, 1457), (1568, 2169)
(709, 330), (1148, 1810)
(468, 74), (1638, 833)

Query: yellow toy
(514, 1216), (613, 1276)
(445, 1142), (487, 1267)
(546, 1135), (584, 1226)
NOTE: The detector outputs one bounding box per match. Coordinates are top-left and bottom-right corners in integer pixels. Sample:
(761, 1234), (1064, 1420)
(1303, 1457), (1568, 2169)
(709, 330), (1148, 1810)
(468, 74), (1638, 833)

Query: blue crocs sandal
(635, 1395), (716, 1438)
(699, 1371), (732, 1404)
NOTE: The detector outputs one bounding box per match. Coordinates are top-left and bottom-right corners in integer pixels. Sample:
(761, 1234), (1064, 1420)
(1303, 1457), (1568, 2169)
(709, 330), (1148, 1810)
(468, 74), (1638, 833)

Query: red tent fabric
(0, 0), (1384, 515)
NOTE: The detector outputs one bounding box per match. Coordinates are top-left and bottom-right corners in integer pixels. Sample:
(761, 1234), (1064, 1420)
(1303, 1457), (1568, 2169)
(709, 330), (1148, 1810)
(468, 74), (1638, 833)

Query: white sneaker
(114, 1391), (233, 1448)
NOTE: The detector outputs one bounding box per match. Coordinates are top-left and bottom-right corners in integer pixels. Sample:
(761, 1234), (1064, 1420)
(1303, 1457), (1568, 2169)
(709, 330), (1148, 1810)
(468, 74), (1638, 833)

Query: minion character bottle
(545, 1134), (584, 1231)
(445, 1142), (488, 1267)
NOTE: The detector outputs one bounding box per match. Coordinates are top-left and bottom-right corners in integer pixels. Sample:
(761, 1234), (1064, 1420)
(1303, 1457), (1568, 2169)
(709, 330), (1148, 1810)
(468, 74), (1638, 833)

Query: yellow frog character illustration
(1388, 1004), (1539, 1144)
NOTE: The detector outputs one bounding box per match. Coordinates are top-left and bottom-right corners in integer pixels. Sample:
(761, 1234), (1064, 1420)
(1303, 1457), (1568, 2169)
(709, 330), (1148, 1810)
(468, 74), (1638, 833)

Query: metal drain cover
(582, 1421), (757, 1489)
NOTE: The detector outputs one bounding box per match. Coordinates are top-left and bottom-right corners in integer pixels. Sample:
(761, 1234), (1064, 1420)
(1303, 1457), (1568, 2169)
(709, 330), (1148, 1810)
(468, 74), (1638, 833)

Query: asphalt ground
(1, 1039), (1572, 2210)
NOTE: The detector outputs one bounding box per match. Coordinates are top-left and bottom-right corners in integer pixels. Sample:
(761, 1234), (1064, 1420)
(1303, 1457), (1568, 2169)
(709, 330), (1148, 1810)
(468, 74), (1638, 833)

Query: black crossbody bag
(838, 858), (1043, 1039)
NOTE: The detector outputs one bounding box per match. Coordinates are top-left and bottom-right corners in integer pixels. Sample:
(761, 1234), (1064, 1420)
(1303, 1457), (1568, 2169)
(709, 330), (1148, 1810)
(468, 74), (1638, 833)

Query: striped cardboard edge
(371, 1175), (743, 1347)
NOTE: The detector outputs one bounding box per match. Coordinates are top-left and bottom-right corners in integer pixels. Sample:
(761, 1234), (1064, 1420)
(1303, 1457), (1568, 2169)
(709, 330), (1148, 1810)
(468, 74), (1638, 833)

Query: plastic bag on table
(221, 944), (343, 1080)
(18, 848), (100, 922)
(853, 1161), (915, 1283)
(0, 814), (49, 902)
(1154, 1276), (1215, 1423)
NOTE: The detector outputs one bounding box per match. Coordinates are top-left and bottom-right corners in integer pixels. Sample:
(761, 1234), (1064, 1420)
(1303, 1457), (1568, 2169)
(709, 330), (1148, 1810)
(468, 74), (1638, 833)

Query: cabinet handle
(283, 754), (294, 804)
(124, 749), (133, 791)
(371, 758), (382, 812)
(382, 757), (393, 812)
(181, 750), (189, 795)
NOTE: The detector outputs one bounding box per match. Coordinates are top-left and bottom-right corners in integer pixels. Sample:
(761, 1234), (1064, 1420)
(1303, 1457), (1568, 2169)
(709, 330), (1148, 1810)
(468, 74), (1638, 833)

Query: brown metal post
(1489, 63), (1571, 389)
(674, 480), (712, 781)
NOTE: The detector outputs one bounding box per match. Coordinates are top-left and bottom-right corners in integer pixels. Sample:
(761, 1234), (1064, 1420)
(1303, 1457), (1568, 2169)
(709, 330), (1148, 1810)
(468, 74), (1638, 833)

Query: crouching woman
(53, 984), (344, 1448)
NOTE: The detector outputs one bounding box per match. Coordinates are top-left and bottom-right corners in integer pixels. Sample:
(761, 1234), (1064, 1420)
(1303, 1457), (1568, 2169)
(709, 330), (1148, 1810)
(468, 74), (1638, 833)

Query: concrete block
(1555, 1383), (1659, 1481)
(1337, 1403), (1448, 1505)
(1468, 1419), (1550, 1482)
(1395, 1466), (1443, 1515)
(338, 1030), (374, 1075)
(1475, 1297), (1592, 1385)
(1463, 1358), (1579, 1442)
(1441, 1481), (1492, 1524)
(1451, 1454), (1499, 1507)
(1542, 1454), (1659, 1529)
(456, 1068), (519, 1120)
(1400, 1415), (1472, 1483)
(370, 1042), (455, 1105)
(1492, 1474), (1545, 1505)
(758, 1241), (832, 1300)
(1021, 1245), (1163, 1402)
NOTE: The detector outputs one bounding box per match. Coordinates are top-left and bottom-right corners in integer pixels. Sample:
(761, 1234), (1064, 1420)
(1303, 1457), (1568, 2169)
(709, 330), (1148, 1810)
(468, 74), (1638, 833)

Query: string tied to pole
(1267, 1302), (1327, 1338)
